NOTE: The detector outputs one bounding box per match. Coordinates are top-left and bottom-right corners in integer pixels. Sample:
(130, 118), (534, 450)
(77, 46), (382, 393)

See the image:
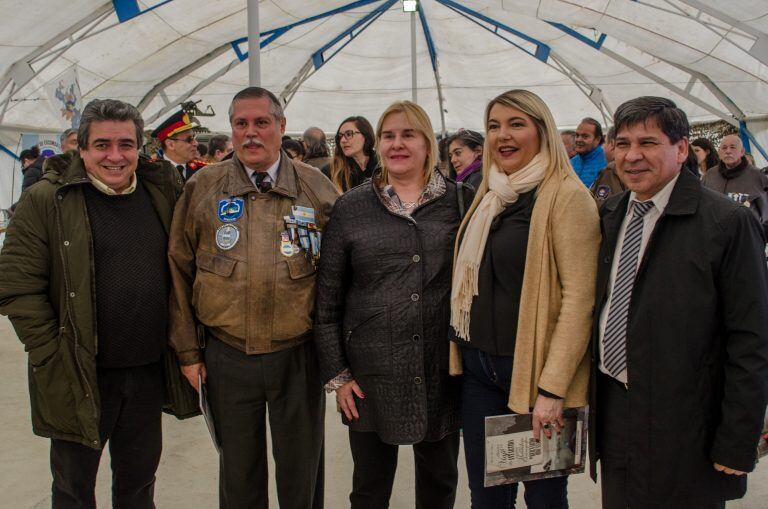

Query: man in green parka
(0, 99), (187, 508)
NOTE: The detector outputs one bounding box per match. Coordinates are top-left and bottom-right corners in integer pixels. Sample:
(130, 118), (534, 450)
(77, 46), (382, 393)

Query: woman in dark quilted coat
(314, 101), (464, 509)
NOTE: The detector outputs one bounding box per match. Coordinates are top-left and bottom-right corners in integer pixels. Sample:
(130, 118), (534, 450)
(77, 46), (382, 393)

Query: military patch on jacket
(216, 224), (240, 250)
(595, 185), (611, 201)
(218, 197), (244, 223)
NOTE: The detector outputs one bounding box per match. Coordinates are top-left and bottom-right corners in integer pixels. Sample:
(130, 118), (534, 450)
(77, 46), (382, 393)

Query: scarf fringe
(450, 155), (550, 340)
(450, 262), (479, 340)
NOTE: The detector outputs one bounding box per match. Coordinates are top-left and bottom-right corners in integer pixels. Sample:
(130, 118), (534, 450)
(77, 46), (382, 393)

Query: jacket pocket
(344, 306), (392, 377)
(197, 250), (236, 277)
(272, 254), (317, 340)
(285, 254), (315, 279)
(193, 250), (245, 337)
(28, 338), (81, 435)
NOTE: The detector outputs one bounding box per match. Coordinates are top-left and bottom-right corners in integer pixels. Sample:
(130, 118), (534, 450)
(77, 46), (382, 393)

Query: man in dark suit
(589, 96), (768, 508)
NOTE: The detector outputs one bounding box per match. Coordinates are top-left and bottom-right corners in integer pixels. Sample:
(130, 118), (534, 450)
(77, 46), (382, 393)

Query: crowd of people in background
(272, 113), (768, 234)
(12, 105), (768, 226)
(1, 88), (767, 509)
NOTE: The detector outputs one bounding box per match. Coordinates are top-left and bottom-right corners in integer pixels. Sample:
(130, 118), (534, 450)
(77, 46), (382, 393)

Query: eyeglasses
(168, 134), (197, 144)
(336, 130), (361, 140)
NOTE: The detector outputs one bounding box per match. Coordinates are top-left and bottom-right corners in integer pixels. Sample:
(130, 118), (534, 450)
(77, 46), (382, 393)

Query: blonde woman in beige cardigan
(450, 90), (600, 508)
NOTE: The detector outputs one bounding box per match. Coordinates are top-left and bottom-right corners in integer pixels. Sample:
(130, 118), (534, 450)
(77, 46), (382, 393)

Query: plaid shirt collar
(376, 169), (446, 217)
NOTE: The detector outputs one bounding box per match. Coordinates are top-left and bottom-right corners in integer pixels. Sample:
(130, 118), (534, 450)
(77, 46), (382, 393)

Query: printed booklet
(484, 407), (587, 487)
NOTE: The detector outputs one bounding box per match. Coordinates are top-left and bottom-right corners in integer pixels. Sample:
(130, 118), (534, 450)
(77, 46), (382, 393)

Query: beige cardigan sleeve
(536, 184), (600, 398)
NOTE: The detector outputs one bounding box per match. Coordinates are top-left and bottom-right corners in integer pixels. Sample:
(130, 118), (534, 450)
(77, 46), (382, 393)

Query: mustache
(242, 137), (265, 148)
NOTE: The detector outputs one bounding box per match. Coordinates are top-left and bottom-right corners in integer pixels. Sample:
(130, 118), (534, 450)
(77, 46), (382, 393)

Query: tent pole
(410, 10), (417, 103)
(248, 0), (261, 86)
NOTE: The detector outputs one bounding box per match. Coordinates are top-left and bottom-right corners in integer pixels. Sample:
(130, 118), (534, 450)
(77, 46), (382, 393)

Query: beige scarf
(450, 152), (549, 340)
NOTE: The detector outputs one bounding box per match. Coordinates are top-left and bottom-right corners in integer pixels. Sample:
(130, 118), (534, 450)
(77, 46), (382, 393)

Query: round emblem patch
(218, 197), (244, 223)
(216, 224), (240, 250)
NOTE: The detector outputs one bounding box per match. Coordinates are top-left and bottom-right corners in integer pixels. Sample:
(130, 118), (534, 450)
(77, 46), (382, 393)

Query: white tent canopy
(2, 0), (768, 205)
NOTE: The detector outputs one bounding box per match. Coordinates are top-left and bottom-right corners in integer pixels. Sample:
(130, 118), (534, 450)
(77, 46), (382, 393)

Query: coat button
(603, 256), (611, 264)
(410, 293), (419, 302)
(250, 195), (257, 201)
(57, 195), (63, 200)
(69, 292), (76, 298)
(412, 254), (421, 263)
(414, 376), (422, 385)
(412, 334), (420, 341)
(63, 241), (70, 246)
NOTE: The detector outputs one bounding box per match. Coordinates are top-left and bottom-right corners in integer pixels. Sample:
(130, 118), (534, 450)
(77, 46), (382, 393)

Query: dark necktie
(603, 200), (655, 379)
(252, 172), (272, 193)
(176, 164), (185, 180)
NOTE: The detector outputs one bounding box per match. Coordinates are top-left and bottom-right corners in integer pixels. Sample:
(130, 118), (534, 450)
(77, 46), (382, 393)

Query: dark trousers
(205, 339), (325, 509)
(462, 347), (569, 509)
(597, 373), (724, 509)
(50, 362), (163, 509)
(348, 430), (459, 509)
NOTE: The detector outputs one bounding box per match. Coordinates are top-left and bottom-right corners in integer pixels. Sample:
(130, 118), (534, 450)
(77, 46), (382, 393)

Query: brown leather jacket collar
(225, 151), (298, 199)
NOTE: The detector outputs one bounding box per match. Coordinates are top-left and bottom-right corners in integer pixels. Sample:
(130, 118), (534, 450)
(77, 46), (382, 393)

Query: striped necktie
(252, 171), (271, 193)
(603, 200), (655, 380)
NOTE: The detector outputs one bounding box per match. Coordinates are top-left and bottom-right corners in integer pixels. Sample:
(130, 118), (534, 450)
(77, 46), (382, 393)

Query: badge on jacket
(281, 207), (322, 266)
(218, 198), (244, 223)
(216, 224), (240, 250)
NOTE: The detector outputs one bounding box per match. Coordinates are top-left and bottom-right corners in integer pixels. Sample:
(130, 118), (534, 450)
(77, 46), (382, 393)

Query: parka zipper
(54, 180), (99, 429)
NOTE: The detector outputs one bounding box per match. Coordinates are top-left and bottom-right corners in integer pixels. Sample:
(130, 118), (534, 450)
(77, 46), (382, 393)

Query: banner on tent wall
(44, 66), (83, 129)
(21, 133), (63, 157)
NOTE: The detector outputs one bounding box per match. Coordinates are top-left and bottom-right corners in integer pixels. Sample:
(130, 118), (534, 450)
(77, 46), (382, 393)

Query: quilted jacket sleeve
(313, 199), (351, 384)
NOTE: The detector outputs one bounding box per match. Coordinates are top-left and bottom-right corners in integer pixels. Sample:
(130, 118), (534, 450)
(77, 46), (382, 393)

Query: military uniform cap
(151, 110), (199, 142)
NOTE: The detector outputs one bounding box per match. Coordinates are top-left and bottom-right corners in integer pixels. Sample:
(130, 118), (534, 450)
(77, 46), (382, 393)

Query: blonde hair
(457, 90), (574, 241)
(375, 101), (438, 187)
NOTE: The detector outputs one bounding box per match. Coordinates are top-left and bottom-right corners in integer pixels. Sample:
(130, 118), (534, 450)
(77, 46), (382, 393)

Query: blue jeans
(461, 347), (569, 509)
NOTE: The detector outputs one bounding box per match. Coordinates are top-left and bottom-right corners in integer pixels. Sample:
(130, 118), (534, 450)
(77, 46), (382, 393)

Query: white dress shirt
(598, 174), (679, 383)
(244, 155), (280, 191)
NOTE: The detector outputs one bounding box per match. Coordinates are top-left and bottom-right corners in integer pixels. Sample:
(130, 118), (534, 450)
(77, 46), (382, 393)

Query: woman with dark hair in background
(282, 138), (306, 162)
(19, 145), (44, 192)
(691, 137), (719, 177)
(448, 130), (484, 189)
(324, 116), (377, 193)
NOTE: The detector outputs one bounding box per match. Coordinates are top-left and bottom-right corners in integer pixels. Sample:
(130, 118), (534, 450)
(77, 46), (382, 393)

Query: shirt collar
(627, 173), (679, 216)
(87, 172), (138, 195)
(244, 154), (281, 183)
(163, 154), (184, 168)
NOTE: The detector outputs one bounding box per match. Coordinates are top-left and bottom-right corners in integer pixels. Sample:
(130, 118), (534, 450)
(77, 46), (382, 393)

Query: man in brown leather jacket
(590, 126), (626, 206)
(168, 87), (338, 509)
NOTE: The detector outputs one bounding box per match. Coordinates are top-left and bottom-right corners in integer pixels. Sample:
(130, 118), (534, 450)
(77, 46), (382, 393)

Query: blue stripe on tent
(417, 3), (439, 72)
(230, 0), (385, 62)
(548, 22), (606, 49)
(231, 28), (289, 62)
(435, 0), (550, 62)
(0, 143), (19, 160)
(311, 0), (396, 71)
(740, 121), (768, 161)
(113, 0), (174, 23)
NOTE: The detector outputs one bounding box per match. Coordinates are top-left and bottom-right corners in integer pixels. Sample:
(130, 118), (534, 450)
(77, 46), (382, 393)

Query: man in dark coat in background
(702, 134), (768, 235)
(590, 96), (768, 509)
